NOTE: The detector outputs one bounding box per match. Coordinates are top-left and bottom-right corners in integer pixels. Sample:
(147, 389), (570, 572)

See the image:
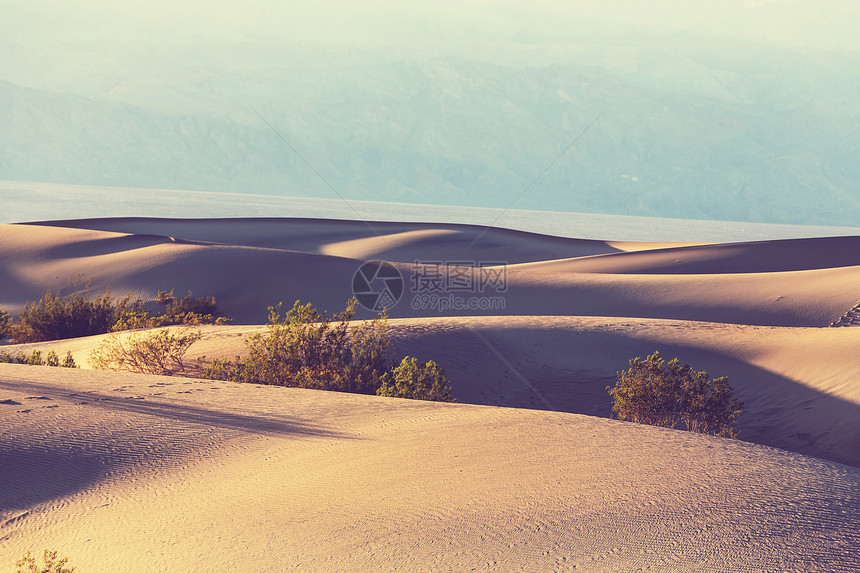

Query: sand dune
(2, 216), (860, 570)
(21, 217), (626, 263)
(3, 220), (859, 326)
(1, 364), (858, 572)
(12, 315), (860, 468)
(389, 316), (860, 467)
(514, 235), (860, 274)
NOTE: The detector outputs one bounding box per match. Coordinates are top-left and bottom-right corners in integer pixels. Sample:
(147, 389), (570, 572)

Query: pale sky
(4, 0), (860, 52)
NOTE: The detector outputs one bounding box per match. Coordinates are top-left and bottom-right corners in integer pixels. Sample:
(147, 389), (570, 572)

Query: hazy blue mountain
(2, 3), (858, 225)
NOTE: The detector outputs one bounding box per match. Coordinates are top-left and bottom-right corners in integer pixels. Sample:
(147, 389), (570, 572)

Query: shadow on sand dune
(392, 326), (860, 468)
(20, 218), (624, 264)
(0, 376), (355, 512)
(0, 445), (105, 514)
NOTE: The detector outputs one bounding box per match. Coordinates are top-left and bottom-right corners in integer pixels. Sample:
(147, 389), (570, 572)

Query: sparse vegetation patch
(0, 309), (11, 338)
(113, 289), (231, 330)
(12, 286), (133, 343)
(89, 327), (202, 376)
(0, 349), (77, 368)
(377, 356), (456, 402)
(73, 295), (455, 402)
(198, 299), (456, 401)
(6, 278), (230, 343)
(607, 351), (743, 438)
(15, 549), (75, 573)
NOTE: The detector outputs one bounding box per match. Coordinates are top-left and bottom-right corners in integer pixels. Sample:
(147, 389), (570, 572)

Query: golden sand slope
(1, 364), (858, 572)
(13, 315), (860, 467)
(3, 218), (860, 466)
(2, 220), (860, 326)
(2, 217), (860, 570)
(388, 316), (860, 467)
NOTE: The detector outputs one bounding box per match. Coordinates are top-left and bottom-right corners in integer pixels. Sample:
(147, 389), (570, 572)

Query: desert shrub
(155, 289), (175, 305)
(15, 549), (75, 573)
(200, 299), (457, 402)
(16, 350), (43, 365)
(112, 290), (231, 330)
(111, 309), (229, 330)
(1, 349), (42, 365)
(377, 356), (456, 402)
(347, 311), (394, 394)
(110, 310), (156, 331)
(165, 291), (218, 316)
(60, 351), (77, 368)
(0, 349), (77, 368)
(12, 285), (141, 343)
(201, 299), (389, 393)
(607, 351), (743, 438)
(46, 350), (60, 367)
(0, 309), (11, 338)
(10, 279), (231, 343)
(89, 327), (202, 375)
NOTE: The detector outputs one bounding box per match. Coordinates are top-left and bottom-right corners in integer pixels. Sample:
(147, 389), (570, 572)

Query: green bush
(10, 280), (231, 343)
(0, 309), (11, 338)
(155, 289), (175, 305)
(0, 349), (77, 368)
(201, 299), (456, 402)
(12, 286), (140, 343)
(112, 290), (231, 331)
(14, 350), (43, 365)
(89, 327), (202, 375)
(607, 351), (743, 438)
(15, 549), (75, 573)
(112, 309), (231, 330)
(347, 310), (395, 394)
(201, 299), (389, 393)
(60, 351), (77, 368)
(165, 290), (218, 316)
(377, 356), (456, 402)
(45, 350), (60, 367)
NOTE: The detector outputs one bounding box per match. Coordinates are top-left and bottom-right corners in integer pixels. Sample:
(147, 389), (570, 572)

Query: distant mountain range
(2, 26), (858, 226)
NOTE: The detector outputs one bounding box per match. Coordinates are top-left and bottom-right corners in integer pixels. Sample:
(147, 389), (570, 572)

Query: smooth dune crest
(3, 219), (860, 326)
(2, 217), (859, 571)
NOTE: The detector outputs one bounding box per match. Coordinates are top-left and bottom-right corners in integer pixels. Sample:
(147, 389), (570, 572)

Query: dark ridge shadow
(0, 267), (39, 308)
(37, 233), (175, 259)
(481, 276), (836, 327)
(0, 445), (104, 514)
(544, 235), (860, 274)
(0, 376), (356, 512)
(17, 217), (624, 263)
(0, 379), (351, 440)
(391, 325), (860, 468)
(37, 234), (217, 260)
